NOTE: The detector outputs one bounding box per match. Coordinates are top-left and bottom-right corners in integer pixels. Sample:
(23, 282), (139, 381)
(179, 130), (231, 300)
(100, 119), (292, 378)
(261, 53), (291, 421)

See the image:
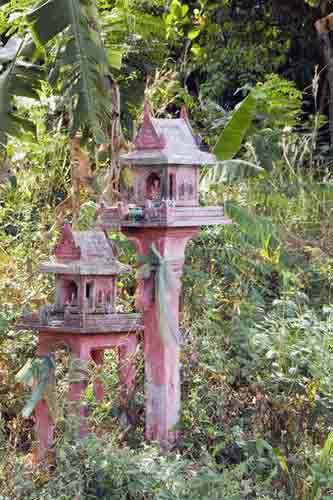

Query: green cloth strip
(16, 356), (57, 420)
(137, 244), (182, 345)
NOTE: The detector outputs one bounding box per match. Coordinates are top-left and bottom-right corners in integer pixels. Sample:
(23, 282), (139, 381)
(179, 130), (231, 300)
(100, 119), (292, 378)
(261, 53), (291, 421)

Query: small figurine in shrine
(146, 173), (161, 203)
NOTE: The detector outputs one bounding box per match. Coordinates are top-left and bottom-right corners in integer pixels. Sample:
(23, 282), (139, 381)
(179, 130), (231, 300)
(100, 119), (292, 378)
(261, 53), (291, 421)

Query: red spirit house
(101, 104), (225, 227)
(18, 223), (142, 458)
(99, 104), (231, 444)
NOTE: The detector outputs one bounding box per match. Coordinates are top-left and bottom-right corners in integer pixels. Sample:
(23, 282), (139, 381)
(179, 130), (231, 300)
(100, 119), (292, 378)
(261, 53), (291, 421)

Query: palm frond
(27, 0), (70, 45)
(225, 201), (279, 248)
(27, 0), (111, 142)
(0, 38), (43, 149)
(202, 160), (264, 188)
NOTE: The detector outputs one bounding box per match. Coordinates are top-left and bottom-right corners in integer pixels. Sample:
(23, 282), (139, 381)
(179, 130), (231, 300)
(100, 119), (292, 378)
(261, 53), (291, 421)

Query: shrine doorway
(61, 280), (78, 305)
(146, 172), (161, 201)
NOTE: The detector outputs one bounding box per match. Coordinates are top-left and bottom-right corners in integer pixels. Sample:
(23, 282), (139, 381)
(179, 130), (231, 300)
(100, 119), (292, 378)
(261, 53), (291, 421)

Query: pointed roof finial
(63, 220), (72, 236)
(180, 104), (195, 137)
(180, 105), (190, 122)
(143, 101), (153, 123)
(134, 100), (166, 150)
(55, 222), (81, 261)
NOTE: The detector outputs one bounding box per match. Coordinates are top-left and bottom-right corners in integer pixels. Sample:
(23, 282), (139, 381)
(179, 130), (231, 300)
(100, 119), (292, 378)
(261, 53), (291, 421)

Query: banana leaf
(214, 90), (257, 161)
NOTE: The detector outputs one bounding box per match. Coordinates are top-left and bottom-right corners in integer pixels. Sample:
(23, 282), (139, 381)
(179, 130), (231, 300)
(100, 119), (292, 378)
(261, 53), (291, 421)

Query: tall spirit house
(100, 104), (225, 226)
(99, 104), (231, 444)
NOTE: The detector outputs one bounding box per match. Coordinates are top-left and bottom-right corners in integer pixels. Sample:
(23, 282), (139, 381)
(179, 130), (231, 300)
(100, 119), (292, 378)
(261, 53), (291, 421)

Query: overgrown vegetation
(1, 0), (333, 499)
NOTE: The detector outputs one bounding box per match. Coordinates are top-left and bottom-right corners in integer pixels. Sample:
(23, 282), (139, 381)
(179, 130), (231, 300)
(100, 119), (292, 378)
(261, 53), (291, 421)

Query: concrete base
(34, 330), (138, 460)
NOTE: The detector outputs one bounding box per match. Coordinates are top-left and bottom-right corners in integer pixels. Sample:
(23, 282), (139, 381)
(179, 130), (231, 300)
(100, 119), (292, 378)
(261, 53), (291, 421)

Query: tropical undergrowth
(0, 37), (333, 500)
(0, 120), (332, 500)
(180, 140), (333, 498)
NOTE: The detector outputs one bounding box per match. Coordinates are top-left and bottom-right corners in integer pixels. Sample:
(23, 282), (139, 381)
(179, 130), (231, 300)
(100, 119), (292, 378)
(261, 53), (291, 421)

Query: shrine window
(146, 173), (161, 201)
(169, 174), (174, 199)
(86, 282), (92, 299)
(63, 280), (78, 304)
(187, 183), (194, 198)
(178, 181), (185, 199)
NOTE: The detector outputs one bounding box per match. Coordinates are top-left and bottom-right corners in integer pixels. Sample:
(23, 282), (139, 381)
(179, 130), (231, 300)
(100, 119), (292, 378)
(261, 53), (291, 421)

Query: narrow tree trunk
(102, 78), (127, 204)
(315, 16), (333, 145)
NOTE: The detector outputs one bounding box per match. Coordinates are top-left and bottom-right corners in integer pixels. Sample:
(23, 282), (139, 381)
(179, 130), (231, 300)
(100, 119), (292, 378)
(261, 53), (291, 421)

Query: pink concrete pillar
(91, 349), (105, 402)
(35, 333), (55, 460)
(68, 342), (91, 437)
(124, 227), (199, 444)
(118, 335), (138, 406)
(35, 398), (53, 461)
(35, 399), (54, 460)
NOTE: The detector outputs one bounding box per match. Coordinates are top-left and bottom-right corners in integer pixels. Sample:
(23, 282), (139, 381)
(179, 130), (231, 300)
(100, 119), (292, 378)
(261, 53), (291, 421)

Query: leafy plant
(213, 89), (257, 162)
(27, 0), (111, 142)
(0, 40), (43, 150)
(309, 432), (333, 500)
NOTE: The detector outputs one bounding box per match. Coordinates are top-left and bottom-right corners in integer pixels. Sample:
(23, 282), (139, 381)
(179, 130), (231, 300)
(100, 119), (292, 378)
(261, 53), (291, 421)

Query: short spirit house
(18, 223), (142, 458)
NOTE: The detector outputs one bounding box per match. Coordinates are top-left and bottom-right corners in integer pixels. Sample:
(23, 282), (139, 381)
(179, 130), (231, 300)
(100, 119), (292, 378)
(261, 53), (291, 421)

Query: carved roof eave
(120, 149), (217, 166)
(40, 260), (131, 276)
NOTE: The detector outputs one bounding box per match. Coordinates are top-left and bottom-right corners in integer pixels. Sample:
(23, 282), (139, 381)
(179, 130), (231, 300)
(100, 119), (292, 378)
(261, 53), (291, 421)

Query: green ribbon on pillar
(15, 356), (57, 420)
(137, 244), (183, 346)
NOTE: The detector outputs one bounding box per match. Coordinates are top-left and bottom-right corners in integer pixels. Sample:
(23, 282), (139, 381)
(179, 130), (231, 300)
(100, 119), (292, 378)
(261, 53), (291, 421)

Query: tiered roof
(120, 104), (216, 166)
(41, 223), (130, 275)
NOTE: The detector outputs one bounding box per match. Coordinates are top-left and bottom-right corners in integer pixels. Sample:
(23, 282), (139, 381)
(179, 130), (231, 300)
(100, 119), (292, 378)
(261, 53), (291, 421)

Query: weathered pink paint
(35, 396), (53, 459)
(98, 105), (230, 229)
(134, 103), (167, 151)
(91, 349), (105, 402)
(124, 227), (198, 443)
(99, 105), (231, 445)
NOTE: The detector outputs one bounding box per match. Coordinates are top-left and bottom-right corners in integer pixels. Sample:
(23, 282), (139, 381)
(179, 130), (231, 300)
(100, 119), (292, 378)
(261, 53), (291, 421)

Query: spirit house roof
(120, 104), (217, 166)
(41, 223), (130, 276)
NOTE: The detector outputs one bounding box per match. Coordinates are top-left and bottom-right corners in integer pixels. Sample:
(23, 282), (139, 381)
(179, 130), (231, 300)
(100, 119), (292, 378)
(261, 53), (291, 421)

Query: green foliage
(251, 297), (333, 407)
(27, 0), (110, 142)
(1, 2), (333, 500)
(309, 432), (333, 500)
(197, 1), (292, 107)
(0, 40), (43, 149)
(213, 90), (257, 162)
(203, 74), (304, 186)
(165, 0), (190, 41)
(255, 74), (303, 130)
(4, 436), (284, 499)
(202, 160), (264, 186)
